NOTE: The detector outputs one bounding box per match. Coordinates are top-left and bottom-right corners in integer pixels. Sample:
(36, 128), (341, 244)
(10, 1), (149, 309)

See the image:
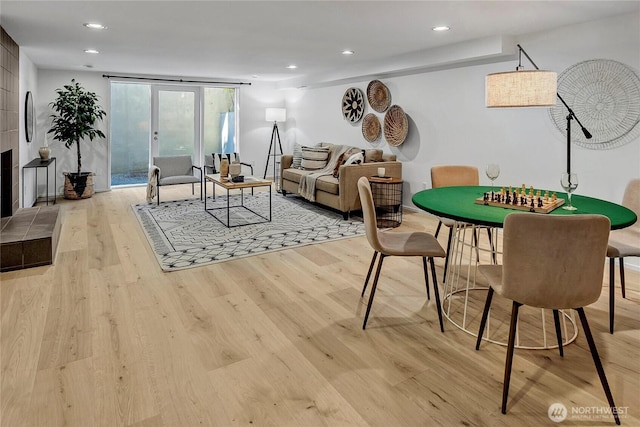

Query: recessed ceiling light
(84, 49), (99, 54)
(84, 23), (106, 30)
(342, 50), (355, 55)
(286, 64), (297, 69)
(432, 26), (450, 31)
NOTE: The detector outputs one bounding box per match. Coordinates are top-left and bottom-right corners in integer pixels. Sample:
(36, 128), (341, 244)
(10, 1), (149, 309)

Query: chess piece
(544, 190), (549, 201)
(552, 192), (557, 201)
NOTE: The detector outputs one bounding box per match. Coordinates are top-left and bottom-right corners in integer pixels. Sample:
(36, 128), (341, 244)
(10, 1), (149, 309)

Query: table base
(204, 177), (272, 228)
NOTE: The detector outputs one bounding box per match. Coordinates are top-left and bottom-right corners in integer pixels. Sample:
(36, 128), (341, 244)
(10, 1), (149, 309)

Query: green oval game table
(412, 186), (637, 230)
(411, 185), (636, 349)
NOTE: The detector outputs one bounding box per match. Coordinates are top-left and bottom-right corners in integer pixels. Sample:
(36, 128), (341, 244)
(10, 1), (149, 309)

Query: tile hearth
(0, 206), (61, 272)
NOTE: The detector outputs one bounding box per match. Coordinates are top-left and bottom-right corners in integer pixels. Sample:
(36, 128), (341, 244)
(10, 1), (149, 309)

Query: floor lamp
(486, 44), (592, 174)
(263, 108), (286, 181)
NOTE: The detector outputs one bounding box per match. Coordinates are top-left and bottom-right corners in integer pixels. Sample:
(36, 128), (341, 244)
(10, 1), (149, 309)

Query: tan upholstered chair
(607, 178), (640, 333)
(430, 165), (492, 281)
(475, 213), (619, 425)
(357, 177), (446, 331)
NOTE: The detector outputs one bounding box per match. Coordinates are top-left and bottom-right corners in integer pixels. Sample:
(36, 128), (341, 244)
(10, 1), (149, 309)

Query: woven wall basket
(383, 105), (408, 146)
(367, 80), (391, 113)
(362, 113), (381, 142)
(342, 87), (365, 123)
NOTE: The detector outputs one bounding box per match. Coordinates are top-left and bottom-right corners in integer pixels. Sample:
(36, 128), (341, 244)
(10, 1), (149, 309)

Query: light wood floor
(2, 185), (639, 427)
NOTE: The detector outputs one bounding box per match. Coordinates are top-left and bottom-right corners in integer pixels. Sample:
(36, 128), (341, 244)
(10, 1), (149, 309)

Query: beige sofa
(279, 144), (402, 219)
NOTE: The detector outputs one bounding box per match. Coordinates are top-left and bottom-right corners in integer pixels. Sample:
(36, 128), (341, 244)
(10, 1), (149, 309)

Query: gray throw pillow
(292, 143), (303, 169)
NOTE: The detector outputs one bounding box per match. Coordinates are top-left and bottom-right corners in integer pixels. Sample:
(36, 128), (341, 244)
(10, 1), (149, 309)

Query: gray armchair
(152, 155), (202, 205)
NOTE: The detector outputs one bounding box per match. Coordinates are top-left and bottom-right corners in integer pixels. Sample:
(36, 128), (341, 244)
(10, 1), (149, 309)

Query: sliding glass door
(110, 82), (237, 187)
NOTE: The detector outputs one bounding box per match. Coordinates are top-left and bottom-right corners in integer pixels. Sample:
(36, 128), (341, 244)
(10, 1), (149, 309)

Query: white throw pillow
(343, 152), (364, 166)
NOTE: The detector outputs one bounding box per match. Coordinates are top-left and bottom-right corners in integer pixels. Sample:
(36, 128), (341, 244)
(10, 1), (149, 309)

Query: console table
(22, 157), (56, 207)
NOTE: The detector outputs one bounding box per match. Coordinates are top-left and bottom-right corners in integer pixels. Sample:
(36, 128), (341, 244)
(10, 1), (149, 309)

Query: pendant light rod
(517, 44), (592, 174)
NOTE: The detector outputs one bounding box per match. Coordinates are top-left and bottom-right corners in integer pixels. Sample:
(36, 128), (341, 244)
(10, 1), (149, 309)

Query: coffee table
(204, 174), (272, 227)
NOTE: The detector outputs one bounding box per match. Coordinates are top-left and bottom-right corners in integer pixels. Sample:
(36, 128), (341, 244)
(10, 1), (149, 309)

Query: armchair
(152, 155), (202, 205)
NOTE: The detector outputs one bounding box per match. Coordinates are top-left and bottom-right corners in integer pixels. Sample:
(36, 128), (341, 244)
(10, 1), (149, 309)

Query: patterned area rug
(132, 192), (364, 271)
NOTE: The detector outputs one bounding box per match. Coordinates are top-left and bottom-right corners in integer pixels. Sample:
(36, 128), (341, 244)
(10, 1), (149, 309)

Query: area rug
(132, 192), (364, 271)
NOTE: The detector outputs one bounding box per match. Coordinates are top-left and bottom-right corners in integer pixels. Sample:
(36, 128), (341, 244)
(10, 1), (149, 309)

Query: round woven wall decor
(362, 113), (381, 142)
(342, 87), (365, 123)
(383, 105), (408, 146)
(549, 59), (640, 150)
(367, 80), (391, 113)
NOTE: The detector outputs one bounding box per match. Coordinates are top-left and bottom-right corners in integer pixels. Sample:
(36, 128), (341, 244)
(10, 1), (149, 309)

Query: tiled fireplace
(0, 26), (61, 272)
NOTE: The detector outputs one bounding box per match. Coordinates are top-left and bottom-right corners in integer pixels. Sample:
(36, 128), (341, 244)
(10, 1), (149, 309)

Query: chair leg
(156, 186), (160, 206)
(429, 257), (445, 333)
(576, 307), (621, 425)
(192, 182), (195, 195)
(422, 257), (431, 300)
(609, 258), (615, 334)
(552, 309), (564, 357)
(475, 287), (494, 350)
(362, 251), (378, 297)
(435, 220), (443, 238)
(362, 254), (385, 330)
(443, 227), (453, 283)
(487, 228), (497, 264)
(502, 301), (521, 415)
(620, 258), (626, 299)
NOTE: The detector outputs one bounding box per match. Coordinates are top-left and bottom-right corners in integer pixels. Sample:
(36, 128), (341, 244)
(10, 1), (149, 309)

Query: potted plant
(48, 79), (106, 199)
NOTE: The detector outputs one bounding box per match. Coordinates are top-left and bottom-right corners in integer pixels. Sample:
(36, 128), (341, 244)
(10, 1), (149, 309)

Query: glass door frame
(150, 85), (202, 167)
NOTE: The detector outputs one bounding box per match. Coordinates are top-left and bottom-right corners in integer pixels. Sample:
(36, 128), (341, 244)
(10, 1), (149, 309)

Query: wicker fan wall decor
(549, 59), (640, 150)
(383, 105), (408, 146)
(367, 80), (391, 113)
(342, 87), (365, 123)
(362, 113), (381, 142)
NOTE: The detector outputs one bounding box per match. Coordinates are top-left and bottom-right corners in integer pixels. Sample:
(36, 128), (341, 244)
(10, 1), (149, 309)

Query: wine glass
(486, 164), (500, 192)
(560, 172), (579, 210)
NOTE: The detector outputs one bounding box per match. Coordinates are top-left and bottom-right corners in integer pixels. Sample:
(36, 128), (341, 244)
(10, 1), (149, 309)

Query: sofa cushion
(364, 149), (383, 163)
(281, 168), (339, 195)
(301, 146), (330, 170)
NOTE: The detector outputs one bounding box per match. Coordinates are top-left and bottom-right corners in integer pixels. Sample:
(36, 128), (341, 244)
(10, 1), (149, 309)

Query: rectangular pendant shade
(486, 70), (557, 107)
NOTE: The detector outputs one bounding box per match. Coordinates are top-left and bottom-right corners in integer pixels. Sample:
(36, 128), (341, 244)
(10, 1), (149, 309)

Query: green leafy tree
(48, 79), (106, 174)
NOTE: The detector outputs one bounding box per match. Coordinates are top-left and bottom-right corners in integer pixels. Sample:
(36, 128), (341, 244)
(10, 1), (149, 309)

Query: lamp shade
(486, 70), (557, 107)
(265, 108), (286, 122)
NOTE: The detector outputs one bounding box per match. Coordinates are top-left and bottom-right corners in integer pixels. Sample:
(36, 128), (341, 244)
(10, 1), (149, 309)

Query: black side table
(22, 157), (56, 207)
(369, 177), (403, 228)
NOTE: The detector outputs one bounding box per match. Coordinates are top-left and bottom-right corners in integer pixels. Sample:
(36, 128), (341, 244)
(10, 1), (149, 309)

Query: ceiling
(2, 1), (638, 88)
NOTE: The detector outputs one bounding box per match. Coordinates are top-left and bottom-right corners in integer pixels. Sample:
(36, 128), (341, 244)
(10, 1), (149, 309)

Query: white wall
(283, 12), (640, 270)
(37, 70), (110, 193)
(284, 12), (639, 205)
